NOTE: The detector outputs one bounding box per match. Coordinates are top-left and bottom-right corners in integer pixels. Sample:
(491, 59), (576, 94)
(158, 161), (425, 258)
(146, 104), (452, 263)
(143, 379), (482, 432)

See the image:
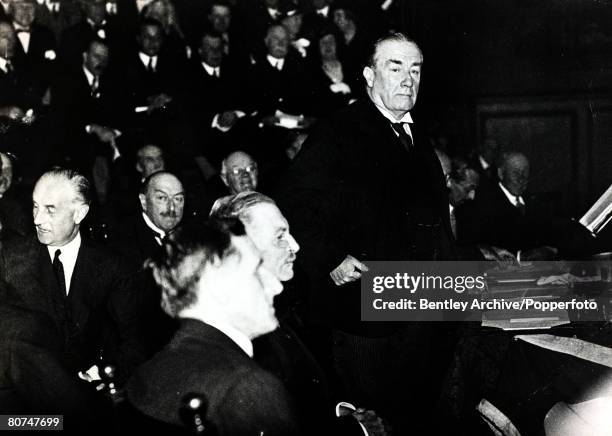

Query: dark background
(382, 0), (612, 217)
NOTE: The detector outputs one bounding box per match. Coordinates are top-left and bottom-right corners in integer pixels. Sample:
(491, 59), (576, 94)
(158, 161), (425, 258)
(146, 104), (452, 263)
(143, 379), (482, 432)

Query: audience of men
(126, 218), (298, 434)
(0, 1), (598, 434)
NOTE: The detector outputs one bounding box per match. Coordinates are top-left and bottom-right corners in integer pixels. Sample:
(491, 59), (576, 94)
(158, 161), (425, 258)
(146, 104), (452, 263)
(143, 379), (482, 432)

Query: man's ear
(139, 193), (147, 211)
(497, 167), (504, 181)
(363, 66), (374, 88)
(136, 161), (143, 173)
(220, 172), (228, 187)
(74, 203), (90, 225)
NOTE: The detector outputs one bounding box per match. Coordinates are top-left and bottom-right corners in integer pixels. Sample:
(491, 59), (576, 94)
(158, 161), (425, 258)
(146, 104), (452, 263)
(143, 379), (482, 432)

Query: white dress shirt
(267, 55), (284, 71)
(316, 5), (329, 17)
(142, 212), (166, 245)
(0, 57), (10, 74)
(47, 232), (82, 294)
(199, 314), (253, 357)
(374, 104), (414, 141)
(139, 52), (158, 71)
(14, 25), (31, 54)
(498, 182), (525, 208)
(201, 61), (220, 78)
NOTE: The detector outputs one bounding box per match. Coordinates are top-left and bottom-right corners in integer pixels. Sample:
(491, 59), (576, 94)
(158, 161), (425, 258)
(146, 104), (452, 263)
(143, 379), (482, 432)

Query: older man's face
(500, 156), (529, 197)
(12, 0), (36, 28)
(83, 41), (109, 76)
(139, 24), (163, 57)
(265, 26), (289, 59)
(204, 235), (283, 339)
(223, 153), (258, 194)
(364, 40), (422, 119)
(209, 5), (231, 33)
(199, 35), (223, 67)
(32, 177), (88, 247)
(245, 203), (300, 282)
(450, 169), (479, 207)
(139, 174), (184, 232)
(136, 145), (165, 178)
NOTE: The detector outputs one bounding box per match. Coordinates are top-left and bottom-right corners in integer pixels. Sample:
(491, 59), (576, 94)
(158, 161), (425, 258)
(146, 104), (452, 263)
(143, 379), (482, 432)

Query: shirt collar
(479, 155), (490, 170)
(201, 61), (218, 76)
(373, 103), (414, 124)
(0, 57), (8, 73)
(266, 54), (284, 69)
(316, 5), (329, 16)
(82, 64), (95, 85)
(449, 203), (454, 215)
(498, 181), (524, 206)
(87, 18), (106, 28)
(139, 52), (157, 67)
(46, 232), (81, 263)
(142, 212), (166, 239)
(13, 23), (31, 32)
(201, 314), (253, 357)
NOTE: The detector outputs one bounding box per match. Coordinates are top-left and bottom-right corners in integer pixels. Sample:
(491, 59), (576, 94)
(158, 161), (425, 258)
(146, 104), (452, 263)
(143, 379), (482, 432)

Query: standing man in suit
(0, 168), (145, 382)
(10, 0), (56, 75)
(126, 218), (299, 434)
(277, 32), (454, 433)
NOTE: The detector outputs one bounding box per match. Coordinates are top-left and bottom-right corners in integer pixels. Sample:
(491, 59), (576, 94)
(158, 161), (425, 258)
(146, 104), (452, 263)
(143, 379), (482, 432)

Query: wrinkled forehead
(148, 175), (183, 195)
(33, 177), (76, 204)
(227, 154), (254, 168)
(374, 40), (422, 67)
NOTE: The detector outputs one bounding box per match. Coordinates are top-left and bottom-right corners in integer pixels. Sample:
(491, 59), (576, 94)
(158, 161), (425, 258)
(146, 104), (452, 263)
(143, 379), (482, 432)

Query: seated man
(126, 218), (298, 435)
(205, 151), (259, 213)
(211, 192), (386, 435)
(113, 171), (185, 355)
(457, 151), (556, 259)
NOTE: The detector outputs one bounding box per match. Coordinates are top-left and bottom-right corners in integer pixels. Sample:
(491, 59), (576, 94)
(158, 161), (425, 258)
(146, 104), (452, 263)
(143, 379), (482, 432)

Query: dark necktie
(515, 196), (526, 216)
(390, 122), (413, 150)
(53, 249), (66, 295)
(90, 75), (99, 97)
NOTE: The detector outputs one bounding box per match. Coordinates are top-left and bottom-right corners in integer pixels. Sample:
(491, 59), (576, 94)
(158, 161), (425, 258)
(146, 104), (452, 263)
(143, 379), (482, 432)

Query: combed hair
(365, 31), (421, 68)
(147, 218), (246, 317)
(209, 191), (276, 225)
(139, 170), (177, 195)
(40, 167), (92, 205)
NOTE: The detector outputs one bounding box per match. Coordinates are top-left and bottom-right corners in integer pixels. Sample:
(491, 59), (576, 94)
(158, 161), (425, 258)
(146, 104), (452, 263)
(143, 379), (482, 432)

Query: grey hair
(39, 167), (92, 205)
(209, 191), (276, 225)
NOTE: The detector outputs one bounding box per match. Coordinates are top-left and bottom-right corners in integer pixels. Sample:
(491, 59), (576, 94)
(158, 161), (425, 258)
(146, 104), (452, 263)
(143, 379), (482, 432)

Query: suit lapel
(67, 241), (92, 330)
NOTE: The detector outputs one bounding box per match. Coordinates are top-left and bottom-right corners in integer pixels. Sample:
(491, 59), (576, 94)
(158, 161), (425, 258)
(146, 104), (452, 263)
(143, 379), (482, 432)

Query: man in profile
(126, 218), (298, 435)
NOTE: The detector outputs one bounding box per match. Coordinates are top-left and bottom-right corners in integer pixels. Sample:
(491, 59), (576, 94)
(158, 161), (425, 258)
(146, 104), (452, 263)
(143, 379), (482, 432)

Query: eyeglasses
(229, 164), (257, 176)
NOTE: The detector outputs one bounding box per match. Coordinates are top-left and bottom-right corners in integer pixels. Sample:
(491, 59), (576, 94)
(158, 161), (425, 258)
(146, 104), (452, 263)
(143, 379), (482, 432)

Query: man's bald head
(221, 151), (258, 194)
(498, 152), (529, 197)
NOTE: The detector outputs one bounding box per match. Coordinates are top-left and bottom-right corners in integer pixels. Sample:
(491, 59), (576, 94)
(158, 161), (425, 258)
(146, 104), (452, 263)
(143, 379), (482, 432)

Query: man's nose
(33, 209), (44, 225)
(401, 72), (413, 87)
(287, 234), (300, 253)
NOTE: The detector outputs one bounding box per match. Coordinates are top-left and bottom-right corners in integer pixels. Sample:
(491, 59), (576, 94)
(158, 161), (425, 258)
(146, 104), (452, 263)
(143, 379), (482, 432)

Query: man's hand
(218, 110), (238, 129)
(89, 124), (119, 143)
(1, 106), (25, 121)
(352, 408), (389, 436)
(146, 93), (173, 113)
(330, 255), (369, 286)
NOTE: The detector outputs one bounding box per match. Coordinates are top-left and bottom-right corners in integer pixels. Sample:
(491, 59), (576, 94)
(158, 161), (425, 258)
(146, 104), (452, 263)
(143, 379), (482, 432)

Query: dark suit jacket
(111, 214), (178, 356)
(247, 52), (314, 117)
(0, 235), (145, 379)
(456, 183), (550, 253)
(59, 19), (124, 69)
(50, 65), (124, 168)
(127, 319), (299, 435)
(13, 24), (57, 72)
(277, 98), (455, 331)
